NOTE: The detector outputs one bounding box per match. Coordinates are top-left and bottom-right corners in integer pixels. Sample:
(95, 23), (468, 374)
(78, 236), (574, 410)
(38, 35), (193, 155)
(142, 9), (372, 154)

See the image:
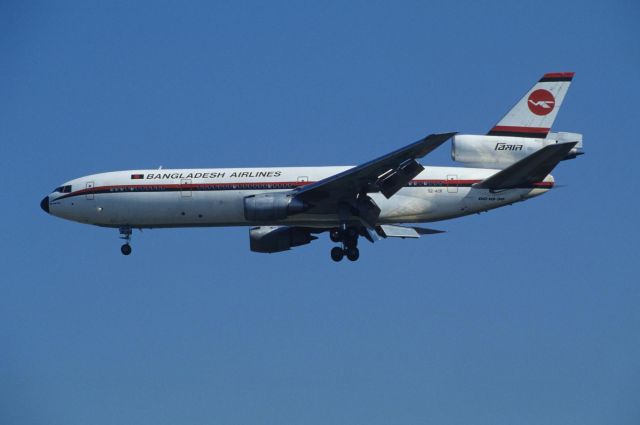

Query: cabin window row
(106, 183), (300, 192)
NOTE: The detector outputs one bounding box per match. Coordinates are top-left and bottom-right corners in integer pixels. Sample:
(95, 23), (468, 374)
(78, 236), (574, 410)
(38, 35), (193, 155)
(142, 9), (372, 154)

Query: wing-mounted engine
(244, 193), (309, 221)
(249, 226), (317, 253)
(451, 132), (583, 169)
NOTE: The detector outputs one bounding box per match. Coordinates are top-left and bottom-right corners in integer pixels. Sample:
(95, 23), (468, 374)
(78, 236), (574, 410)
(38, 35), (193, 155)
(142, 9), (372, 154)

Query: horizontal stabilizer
(377, 224), (445, 239)
(475, 142), (577, 190)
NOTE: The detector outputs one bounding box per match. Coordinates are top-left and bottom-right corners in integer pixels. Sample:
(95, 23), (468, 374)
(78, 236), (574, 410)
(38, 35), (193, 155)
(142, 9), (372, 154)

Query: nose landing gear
(121, 243), (132, 255)
(329, 227), (360, 262)
(119, 227), (132, 256)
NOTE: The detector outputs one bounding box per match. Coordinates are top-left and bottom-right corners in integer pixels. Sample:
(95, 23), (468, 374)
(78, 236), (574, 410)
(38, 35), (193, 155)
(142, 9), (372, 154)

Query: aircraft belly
(462, 188), (540, 214)
(375, 188), (471, 222)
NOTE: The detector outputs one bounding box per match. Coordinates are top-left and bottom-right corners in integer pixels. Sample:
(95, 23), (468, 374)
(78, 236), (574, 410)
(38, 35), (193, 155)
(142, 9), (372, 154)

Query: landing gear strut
(119, 226), (132, 256)
(329, 227), (360, 262)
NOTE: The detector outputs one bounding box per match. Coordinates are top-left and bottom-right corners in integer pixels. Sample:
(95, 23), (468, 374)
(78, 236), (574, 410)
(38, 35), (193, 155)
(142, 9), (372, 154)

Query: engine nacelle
(249, 226), (316, 253)
(548, 132), (584, 159)
(452, 133), (583, 168)
(244, 193), (308, 221)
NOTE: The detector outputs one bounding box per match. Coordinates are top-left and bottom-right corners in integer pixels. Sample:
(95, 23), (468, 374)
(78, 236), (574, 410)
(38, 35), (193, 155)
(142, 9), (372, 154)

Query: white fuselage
(44, 165), (553, 229)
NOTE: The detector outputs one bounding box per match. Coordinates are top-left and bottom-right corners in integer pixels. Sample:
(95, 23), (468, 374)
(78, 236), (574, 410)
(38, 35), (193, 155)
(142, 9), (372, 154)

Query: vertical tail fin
(488, 72), (574, 138)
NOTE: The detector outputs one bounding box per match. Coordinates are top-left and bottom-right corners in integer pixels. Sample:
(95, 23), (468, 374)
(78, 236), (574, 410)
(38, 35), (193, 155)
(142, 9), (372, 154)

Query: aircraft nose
(40, 196), (50, 214)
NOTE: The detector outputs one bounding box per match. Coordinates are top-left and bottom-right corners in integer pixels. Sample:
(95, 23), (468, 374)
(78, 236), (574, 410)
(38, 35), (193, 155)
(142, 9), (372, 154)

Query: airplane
(40, 72), (582, 262)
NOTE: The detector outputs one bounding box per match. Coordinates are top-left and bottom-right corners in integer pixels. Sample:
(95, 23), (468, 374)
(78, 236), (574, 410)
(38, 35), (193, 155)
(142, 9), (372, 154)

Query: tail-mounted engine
(249, 226), (317, 253)
(451, 132), (583, 169)
(244, 193), (309, 221)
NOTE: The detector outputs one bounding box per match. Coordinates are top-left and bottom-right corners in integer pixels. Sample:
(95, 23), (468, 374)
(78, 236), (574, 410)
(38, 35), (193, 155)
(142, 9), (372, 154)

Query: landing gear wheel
(330, 229), (342, 243)
(345, 247), (359, 261)
(331, 246), (344, 262)
(121, 243), (132, 256)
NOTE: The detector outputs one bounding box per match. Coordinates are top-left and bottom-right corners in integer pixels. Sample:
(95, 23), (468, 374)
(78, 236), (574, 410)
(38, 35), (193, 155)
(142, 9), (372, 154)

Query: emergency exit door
(447, 175), (458, 193)
(85, 182), (94, 200)
(181, 179), (192, 197)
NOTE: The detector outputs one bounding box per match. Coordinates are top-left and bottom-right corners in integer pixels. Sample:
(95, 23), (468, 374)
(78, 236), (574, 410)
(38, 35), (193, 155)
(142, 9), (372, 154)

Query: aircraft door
(447, 175), (458, 193)
(86, 181), (95, 200)
(181, 179), (192, 197)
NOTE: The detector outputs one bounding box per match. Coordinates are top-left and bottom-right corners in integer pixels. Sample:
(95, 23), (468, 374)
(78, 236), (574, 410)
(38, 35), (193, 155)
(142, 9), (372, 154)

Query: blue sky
(2, 1), (639, 424)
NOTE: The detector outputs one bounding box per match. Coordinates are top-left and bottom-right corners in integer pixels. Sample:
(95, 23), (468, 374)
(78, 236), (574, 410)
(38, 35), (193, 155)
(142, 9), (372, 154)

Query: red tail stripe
(490, 126), (550, 134)
(542, 72), (575, 79)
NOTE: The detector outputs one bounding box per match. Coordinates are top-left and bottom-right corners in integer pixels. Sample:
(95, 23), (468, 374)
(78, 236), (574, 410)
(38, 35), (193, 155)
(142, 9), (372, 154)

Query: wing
(294, 133), (456, 212)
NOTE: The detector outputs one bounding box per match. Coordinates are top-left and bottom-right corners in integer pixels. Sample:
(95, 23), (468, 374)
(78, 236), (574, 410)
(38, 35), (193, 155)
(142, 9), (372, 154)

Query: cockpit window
(53, 185), (72, 193)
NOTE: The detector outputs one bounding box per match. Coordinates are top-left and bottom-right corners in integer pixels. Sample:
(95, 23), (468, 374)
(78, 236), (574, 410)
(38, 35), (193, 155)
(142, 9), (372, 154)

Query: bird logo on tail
(527, 89), (555, 115)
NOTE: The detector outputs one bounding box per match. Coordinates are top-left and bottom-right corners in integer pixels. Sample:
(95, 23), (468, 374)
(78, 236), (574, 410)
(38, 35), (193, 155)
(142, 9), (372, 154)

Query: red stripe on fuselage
(52, 178), (553, 202)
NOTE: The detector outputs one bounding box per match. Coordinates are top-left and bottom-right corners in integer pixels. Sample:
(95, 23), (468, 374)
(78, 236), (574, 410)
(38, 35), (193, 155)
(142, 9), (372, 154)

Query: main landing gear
(329, 227), (360, 262)
(119, 227), (132, 256)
